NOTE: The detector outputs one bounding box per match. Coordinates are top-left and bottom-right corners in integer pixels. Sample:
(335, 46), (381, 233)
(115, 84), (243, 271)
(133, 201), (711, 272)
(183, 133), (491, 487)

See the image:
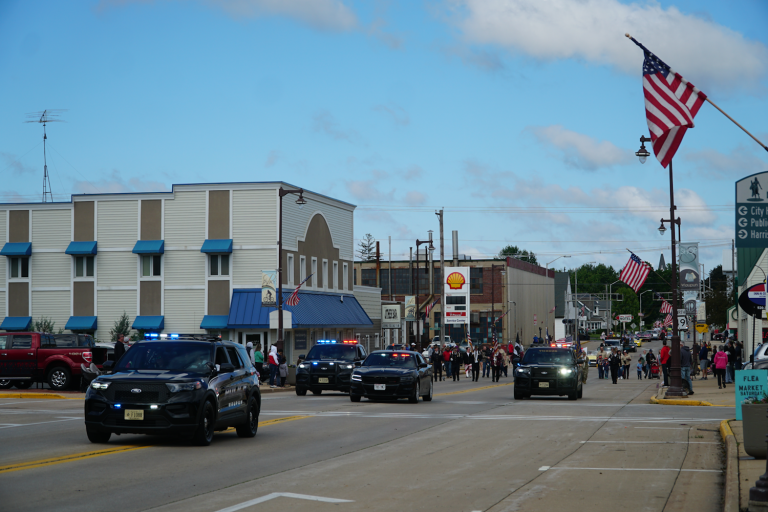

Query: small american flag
(424, 297), (439, 318)
(284, 273), (313, 307)
(580, 306), (585, 317)
(619, 254), (652, 292)
(660, 300), (673, 314)
(631, 37), (707, 168)
(663, 313), (673, 327)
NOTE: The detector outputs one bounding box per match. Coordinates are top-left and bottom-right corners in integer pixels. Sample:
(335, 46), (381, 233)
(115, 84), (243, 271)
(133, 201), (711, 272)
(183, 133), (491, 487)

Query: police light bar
(147, 333), (159, 338)
(169, 334), (179, 339)
(343, 340), (357, 344)
(318, 340), (337, 344)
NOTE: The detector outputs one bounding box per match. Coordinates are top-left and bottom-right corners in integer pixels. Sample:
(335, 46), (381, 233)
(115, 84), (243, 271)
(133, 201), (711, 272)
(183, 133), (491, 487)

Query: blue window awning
(227, 289), (373, 329)
(65, 316), (98, 331)
(132, 240), (164, 254)
(132, 316), (165, 331)
(200, 315), (229, 330)
(0, 316), (32, 331)
(65, 241), (98, 255)
(200, 239), (233, 254)
(0, 243), (31, 257)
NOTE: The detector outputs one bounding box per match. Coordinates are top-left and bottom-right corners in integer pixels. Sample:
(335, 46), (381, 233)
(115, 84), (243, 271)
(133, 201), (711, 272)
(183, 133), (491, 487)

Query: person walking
(253, 343), (264, 382)
(450, 346), (462, 381)
(699, 343), (710, 380)
(713, 346), (729, 389)
(621, 350), (631, 380)
(726, 341), (736, 384)
(443, 346), (452, 379)
(491, 348), (504, 382)
(114, 334), (128, 362)
(502, 349), (510, 378)
(468, 347), (481, 382)
(278, 350), (288, 387)
(431, 346), (443, 382)
(598, 355), (607, 379)
(680, 343), (694, 395)
(482, 345), (492, 378)
(637, 358), (643, 380)
(608, 347), (621, 384)
(691, 341), (700, 379)
(659, 340), (671, 387)
(268, 345), (280, 388)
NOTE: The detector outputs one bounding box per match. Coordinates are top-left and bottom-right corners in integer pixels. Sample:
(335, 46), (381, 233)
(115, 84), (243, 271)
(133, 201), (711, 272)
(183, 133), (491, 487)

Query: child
(637, 359), (643, 380)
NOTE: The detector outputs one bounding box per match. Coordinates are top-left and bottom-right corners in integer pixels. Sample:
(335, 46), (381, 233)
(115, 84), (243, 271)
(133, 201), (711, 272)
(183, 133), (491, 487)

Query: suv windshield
(521, 349), (574, 365)
(115, 342), (213, 372)
(604, 340), (621, 347)
(363, 352), (417, 368)
(305, 344), (356, 361)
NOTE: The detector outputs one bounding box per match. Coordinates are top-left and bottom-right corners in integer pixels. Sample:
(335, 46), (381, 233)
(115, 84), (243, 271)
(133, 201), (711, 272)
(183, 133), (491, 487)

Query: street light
(277, 187), (307, 353)
(545, 255), (571, 340)
(635, 135), (651, 164)
(413, 235), (435, 350)
(658, 221), (666, 236)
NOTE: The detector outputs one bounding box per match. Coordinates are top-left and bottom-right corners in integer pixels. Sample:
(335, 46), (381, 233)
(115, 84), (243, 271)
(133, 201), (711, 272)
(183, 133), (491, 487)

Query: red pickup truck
(0, 332), (108, 391)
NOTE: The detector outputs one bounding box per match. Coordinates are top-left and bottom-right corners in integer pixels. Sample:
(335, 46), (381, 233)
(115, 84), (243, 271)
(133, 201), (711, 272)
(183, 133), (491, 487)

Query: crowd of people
(426, 342), (525, 383)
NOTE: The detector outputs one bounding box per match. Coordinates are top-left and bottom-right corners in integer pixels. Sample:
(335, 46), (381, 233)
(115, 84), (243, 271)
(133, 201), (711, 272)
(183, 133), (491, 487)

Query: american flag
(619, 254), (652, 292)
(284, 273), (313, 307)
(653, 320), (662, 329)
(660, 300), (673, 314)
(580, 305), (585, 317)
(663, 313), (673, 327)
(631, 38), (707, 168)
(424, 297), (439, 318)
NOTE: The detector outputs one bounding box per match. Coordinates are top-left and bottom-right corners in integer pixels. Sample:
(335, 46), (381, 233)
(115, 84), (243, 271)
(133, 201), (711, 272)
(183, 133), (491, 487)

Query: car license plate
(318, 378), (329, 384)
(124, 410), (144, 420)
(539, 382), (549, 388)
(374, 384), (386, 391)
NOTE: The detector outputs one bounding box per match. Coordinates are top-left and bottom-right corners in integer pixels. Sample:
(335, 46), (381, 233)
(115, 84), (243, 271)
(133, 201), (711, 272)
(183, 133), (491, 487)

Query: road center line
(0, 445), (151, 474)
(435, 383), (513, 397)
(541, 466), (721, 473)
(579, 440), (718, 444)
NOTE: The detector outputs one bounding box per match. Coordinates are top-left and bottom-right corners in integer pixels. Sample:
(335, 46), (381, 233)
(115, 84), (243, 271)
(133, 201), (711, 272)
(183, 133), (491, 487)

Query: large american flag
(284, 273), (313, 307)
(619, 254), (652, 292)
(631, 38), (707, 168)
(663, 313), (673, 327)
(660, 300), (673, 314)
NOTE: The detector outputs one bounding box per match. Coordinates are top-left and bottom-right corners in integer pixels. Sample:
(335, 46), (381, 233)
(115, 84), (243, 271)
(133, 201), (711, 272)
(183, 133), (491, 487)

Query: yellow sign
(695, 323), (708, 334)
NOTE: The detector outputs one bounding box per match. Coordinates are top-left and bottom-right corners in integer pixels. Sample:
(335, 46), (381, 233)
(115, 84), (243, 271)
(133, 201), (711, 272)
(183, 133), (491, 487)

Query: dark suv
(513, 347), (584, 400)
(84, 339), (260, 446)
(295, 341), (367, 395)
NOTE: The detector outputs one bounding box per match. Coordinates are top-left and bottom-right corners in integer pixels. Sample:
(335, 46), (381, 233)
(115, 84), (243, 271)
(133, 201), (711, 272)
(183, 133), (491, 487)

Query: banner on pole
(261, 270), (277, 307)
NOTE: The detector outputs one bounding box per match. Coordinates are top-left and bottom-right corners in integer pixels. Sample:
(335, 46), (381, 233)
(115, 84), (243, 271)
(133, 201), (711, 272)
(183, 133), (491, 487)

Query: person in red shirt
(658, 340), (671, 387)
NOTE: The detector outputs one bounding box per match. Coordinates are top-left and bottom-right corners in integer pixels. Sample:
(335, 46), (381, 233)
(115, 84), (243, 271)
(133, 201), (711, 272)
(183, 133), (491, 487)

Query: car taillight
(83, 351), (93, 363)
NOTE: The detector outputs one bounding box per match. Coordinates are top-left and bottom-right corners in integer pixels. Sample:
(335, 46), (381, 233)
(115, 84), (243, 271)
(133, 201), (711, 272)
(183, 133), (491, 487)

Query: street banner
(382, 305), (401, 329)
(735, 370), (768, 420)
(404, 296), (417, 322)
(678, 242), (699, 291)
(261, 270), (277, 307)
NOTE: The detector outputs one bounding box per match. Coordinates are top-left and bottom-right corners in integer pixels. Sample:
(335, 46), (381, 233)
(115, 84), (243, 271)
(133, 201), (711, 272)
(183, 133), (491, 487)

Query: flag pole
(625, 33), (768, 153)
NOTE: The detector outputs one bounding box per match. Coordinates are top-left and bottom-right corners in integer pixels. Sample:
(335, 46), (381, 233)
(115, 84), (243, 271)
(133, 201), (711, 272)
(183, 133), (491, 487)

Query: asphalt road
(0, 340), (732, 512)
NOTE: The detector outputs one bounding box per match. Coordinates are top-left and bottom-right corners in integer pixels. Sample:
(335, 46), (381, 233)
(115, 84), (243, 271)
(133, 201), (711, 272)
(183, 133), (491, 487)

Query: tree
(357, 233), (377, 261)
(33, 317), (55, 333)
(110, 311), (131, 342)
(496, 245), (537, 265)
(704, 265), (730, 329)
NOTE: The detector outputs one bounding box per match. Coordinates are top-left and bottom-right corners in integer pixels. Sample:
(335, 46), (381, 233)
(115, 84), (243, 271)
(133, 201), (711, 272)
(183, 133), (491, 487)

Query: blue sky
(1, 0), (767, 274)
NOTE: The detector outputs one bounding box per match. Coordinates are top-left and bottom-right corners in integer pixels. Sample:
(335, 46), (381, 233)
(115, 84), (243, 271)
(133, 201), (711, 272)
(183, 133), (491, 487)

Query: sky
(1, 0), (767, 275)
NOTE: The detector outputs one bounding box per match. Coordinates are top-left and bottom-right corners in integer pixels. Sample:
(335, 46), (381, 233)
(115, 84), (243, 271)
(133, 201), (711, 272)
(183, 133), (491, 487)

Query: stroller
(649, 361), (661, 379)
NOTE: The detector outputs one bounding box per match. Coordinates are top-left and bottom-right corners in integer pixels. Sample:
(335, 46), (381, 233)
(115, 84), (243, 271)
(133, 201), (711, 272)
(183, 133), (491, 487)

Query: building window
(141, 255), (162, 277)
(75, 256), (95, 278)
(333, 261), (338, 290)
(343, 263), (349, 290)
(311, 257), (317, 287)
(361, 268), (376, 287)
(9, 257), (29, 279)
(287, 254), (294, 286)
(210, 254), (230, 276)
(379, 268), (412, 296)
(300, 255), (306, 283)
(322, 259), (328, 289)
(470, 268), (483, 294)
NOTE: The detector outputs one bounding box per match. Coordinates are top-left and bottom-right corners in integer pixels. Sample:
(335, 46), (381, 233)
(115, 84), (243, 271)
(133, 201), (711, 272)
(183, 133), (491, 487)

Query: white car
(431, 335), (452, 346)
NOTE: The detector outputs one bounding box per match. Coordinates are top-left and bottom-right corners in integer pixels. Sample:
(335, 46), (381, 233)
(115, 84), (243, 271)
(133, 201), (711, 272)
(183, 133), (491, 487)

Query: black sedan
(513, 347), (583, 400)
(623, 340), (638, 352)
(349, 351), (433, 403)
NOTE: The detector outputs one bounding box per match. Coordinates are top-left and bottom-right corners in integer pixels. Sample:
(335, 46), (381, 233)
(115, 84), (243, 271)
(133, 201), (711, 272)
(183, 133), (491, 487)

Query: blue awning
(132, 316), (165, 330)
(200, 239), (233, 254)
(200, 315), (229, 329)
(227, 289), (373, 329)
(65, 316), (98, 331)
(0, 243), (32, 257)
(0, 317), (32, 331)
(65, 241), (98, 255)
(132, 240), (164, 254)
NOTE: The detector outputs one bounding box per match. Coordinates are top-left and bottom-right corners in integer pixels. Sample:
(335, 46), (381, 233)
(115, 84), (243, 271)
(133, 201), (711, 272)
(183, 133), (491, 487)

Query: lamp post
(546, 256), (570, 340)
(637, 135), (684, 397)
(277, 187), (307, 352)
(414, 236), (434, 350)
(491, 264), (504, 343)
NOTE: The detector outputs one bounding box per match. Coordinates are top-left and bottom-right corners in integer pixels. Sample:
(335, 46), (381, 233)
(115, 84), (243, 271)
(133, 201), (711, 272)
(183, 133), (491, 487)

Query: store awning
(65, 316), (98, 331)
(132, 240), (164, 254)
(200, 315), (229, 330)
(227, 289), (373, 329)
(200, 239), (233, 254)
(65, 241), (98, 255)
(0, 243), (32, 257)
(0, 316), (32, 331)
(132, 316), (164, 331)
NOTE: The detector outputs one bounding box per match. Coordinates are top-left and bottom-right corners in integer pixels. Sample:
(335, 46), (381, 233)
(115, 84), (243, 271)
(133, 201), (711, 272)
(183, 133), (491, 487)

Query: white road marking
(634, 427), (692, 430)
(0, 417), (80, 429)
(580, 440), (719, 444)
(212, 492), (353, 512)
(538, 466), (550, 471)
(542, 467), (721, 473)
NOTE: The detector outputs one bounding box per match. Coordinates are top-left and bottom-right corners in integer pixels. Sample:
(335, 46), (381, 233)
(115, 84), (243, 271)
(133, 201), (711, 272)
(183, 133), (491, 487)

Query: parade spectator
(443, 346), (452, 378)
(431, 346), (443, 382)
(699, 343), (710, 380)
(680, 343), (693, 394)
(659, 340), (671, 387)
(621, 350), (632, 380)
(713, 346), (729, 389)
(608, 348), (621, 384)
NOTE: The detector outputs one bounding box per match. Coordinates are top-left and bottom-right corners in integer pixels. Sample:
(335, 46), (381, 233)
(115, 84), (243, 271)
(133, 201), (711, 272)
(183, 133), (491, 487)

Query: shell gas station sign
(444, 267), (470, 325)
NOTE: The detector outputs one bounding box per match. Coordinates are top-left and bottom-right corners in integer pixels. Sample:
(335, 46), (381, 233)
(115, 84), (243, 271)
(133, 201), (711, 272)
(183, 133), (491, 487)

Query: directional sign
(677, 316), (689, 330)
(736, 172), (768, 248)
(695, 323), (708, 333)
(618, 314), (633, 322)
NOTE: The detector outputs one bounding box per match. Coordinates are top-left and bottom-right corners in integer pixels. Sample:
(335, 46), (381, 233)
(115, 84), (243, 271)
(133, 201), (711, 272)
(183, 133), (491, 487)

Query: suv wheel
(235, 396), (259, 438)
(513, 387), (525, 400)
(86, 428), (111, 444)
(295, 387), (307, 396)
(350, 394), (361, 402)
(193, 401), (215, 446)
(408, 381), (420, 403)
(0, 379), (13, 389)
(48, 366), (71, 391)
(311, 389), (322, 396)
(568, 388), (578, 400)
(577, 383), (583, 399)
(422, 381), (433, 402)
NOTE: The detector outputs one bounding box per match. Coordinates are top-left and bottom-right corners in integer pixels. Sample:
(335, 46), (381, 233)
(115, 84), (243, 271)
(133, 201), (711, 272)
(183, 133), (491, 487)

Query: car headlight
(342, 364), (354, 370)
(166, 381), (202, 393)
(91, 381), (110, 390)
(515, 367), (530, 376)
(298, 363), (307, 369)
(559, 368), (573, 375)
(351, 372), (362, 382)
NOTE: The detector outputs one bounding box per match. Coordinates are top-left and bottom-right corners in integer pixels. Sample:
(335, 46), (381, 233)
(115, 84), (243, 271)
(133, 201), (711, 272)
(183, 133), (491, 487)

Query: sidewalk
(652, 373), (735, 406)
(725, 420), (767, 511)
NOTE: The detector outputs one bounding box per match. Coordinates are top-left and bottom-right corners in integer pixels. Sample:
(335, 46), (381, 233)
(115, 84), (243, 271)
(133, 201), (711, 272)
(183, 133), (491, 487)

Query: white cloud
(527, 125), (632, 170)
(404, 191), (426, 206)
(73, 170), (170, 194)
(313, 110), (364, 145)
(264, 150), (280, 167)
(373, 104), (410, 126)
(0, 152), (36, 175)
(449, 0), (768, 93)
(683, 145), (767, 178)
(96, 0), (358, 31)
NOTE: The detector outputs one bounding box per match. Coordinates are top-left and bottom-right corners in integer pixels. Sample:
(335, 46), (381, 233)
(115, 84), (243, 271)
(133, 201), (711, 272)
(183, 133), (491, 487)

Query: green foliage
(704, 265), (730, 329)
(496, 245), (537, 265)
(110, 311), (131, 342)
(357, 233), (377, 262)
(33, 317), (56, 333)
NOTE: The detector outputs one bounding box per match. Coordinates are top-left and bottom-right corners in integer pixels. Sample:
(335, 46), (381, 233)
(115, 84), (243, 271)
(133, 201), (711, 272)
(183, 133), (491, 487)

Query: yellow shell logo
(446, 272), (466, 290)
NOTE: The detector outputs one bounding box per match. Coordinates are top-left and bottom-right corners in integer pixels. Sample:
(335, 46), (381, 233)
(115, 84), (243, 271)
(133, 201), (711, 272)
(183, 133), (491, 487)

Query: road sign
(612, 320), (618, 326)
(631, 323), (637, 329)
(736, 172), (768, 248)
(677, 309), (686, 315)
(618, 314), (633, 322)
(695, 323), (708, 333)
(677, 316), (689, 330)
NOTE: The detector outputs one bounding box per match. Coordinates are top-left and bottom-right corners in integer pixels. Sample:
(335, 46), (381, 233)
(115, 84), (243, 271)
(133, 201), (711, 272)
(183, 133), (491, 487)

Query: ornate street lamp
(277, 187), (307, 352)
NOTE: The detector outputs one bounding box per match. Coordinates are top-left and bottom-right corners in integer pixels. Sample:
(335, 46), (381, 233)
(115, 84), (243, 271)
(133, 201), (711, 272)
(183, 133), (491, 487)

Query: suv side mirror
(101, 360), (115, 372)
(220, 363), (235, 373)
(354, 360), (362, 367)
(298, 354), (306, 361)
(419, 362), (428, 368)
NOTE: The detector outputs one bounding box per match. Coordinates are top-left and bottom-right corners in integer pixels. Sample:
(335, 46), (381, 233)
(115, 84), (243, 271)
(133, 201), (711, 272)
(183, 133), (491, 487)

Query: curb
(720, 419), (739, 512)
(649, 387), (714, 406)
(0, 392), (72, 400)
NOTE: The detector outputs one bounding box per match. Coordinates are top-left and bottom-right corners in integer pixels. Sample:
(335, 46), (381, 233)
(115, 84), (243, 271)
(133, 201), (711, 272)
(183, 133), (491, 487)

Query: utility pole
(388, 236), (392, 301)
(376, 241), (380, 289)
(436, 210), (445, 343)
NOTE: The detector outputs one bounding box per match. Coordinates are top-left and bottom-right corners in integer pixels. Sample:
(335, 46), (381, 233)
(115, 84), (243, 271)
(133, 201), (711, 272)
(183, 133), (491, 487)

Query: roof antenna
(25, 109), (66, 203)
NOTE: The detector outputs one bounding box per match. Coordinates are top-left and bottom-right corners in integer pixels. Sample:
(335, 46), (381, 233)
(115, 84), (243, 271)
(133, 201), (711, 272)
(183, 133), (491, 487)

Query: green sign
(736, 172), (768, 248)
(735, 369), (768, 420)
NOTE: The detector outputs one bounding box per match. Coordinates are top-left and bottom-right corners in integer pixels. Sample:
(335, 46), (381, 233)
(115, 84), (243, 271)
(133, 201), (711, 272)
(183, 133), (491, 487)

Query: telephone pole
(436, 210), (445, 343)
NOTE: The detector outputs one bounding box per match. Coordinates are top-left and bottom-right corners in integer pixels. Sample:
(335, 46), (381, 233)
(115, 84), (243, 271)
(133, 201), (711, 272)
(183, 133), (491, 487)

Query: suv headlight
(351, 372), (362, 382)
(559, 368), (573, 375)
(341, 364), (354, 370)
(91, 381), (110, 390)
(298, 363), (307, 369)
(166, 381), (202, 393)
(515, 367), (530, 376)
